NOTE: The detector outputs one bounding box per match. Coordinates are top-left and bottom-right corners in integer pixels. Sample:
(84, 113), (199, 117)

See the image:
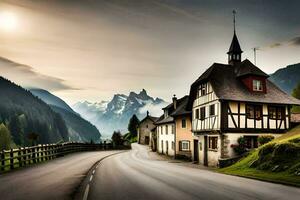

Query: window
(172, 125), (175, 134)
(182, 118), (186, 128)
(269, 106), (285, 120)
(200, 107), (206, 120)
(209, 104), (215, 116)
(164, 110), (168, 118)
(198, 83), (207, 97)
(165, 125), (168, 135)
(208, 137), (218, 150)
(160, 126), (163, 135)
(246, 105), (262, 120)
(146, 125), (148, 128)
(195, 108), (200, 119)
(253, 80), (263, 91)
(180, 141), (190, 151)
(237, 54), (240, 60)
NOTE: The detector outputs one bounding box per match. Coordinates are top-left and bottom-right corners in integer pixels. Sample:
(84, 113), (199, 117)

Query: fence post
(33, 147), (37, 164)
(18, 148), (22, 168)
(10, 149), (14, 170)
(1, 151), (5, 171)
(41, 144), (44, 162)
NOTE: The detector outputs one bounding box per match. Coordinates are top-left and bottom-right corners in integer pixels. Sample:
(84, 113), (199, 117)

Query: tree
(111, 131), (123, 145)
(128, 114), (140, 137)
(0, 123), (12, 150)
(9, 115), (24, 146)
(292, 82), (300, 113)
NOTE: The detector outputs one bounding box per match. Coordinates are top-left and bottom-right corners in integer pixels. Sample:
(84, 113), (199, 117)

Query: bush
(258, 135), (274, 145)
(231, 136), (247, 155)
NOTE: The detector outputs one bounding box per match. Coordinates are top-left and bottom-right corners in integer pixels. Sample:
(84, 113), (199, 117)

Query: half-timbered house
(187, 29), (300, 167)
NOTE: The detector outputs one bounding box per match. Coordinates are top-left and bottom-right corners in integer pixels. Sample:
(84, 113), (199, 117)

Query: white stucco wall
(157, 123), (175, 156)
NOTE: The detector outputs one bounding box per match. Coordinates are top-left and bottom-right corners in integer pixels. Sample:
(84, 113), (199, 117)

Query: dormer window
(164, 110), (168, 118)
(253, 80), (263, 91)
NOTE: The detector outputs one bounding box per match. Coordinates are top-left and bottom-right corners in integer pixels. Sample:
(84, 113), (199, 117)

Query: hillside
(269, 63), (300, 94)
(219, 125), (300, 187)
(29, 89), (101, 142)
(0, 77), (68, 146)
(30, 88), (76, 113)
(73, 89), (168, 137)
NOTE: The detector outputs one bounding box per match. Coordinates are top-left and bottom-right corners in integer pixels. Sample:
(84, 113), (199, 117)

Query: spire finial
(233, 10), (236, 33)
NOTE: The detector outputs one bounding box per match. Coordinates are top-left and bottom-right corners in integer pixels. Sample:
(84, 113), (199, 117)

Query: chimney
(172, 94), (177, 109)
(146, 110), (149, 116)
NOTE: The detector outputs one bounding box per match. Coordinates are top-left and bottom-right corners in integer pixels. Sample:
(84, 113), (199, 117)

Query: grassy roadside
(218, 125), (300, 187)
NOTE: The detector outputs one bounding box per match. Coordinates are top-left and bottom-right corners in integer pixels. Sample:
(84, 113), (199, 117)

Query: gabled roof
(139, 115), (159, 125)
(187, 59), (300, 109)
(235, 59), (269, 77)
(227, 33), (243, 54)
(155, 95), (190, 125)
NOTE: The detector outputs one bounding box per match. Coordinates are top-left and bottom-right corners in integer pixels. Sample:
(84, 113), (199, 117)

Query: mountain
(269, 63), (300, 94)
(29, 89), (101, 142)
(30, 88), (75, 114)
(73, 89), (168, 138)
(0, 77), (68, 146)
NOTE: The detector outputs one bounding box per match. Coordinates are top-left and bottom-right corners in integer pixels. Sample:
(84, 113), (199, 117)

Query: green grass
(218, 125), (300, 187)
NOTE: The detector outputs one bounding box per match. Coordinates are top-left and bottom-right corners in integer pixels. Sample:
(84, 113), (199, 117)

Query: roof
(235, 59), (269, 77)
(188, 59), (300, 109)
(139, 115), (159, 125)
(156, 95), (190, 125)
(227, 33), (243, 54)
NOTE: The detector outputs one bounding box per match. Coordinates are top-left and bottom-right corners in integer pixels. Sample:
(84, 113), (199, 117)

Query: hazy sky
(0, 0), (300, 104)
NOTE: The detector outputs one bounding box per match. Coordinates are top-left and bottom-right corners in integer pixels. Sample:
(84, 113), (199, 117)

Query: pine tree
(128, 114), (140, 137)
(292, 82), (300, 113)
(111, 131), (123, 145)
(0, 123), (12, 150)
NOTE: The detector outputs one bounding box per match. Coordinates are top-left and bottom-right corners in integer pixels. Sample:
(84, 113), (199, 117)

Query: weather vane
(233, 10), (237, 33)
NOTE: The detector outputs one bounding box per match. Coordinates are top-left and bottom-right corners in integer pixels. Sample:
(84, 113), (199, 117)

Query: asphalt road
(0, 150), (123, 200)
(86, 144), (300, 200)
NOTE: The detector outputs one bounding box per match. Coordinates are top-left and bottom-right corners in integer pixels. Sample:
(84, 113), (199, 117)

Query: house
(187, 26), (300, 167)
(156, 95), (194, 159)
(137, 111), (158, 146)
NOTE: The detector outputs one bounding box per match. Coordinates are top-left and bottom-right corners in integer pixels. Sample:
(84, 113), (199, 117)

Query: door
(204, 136), (208, 166)
(145, 136), (150, 145)
(166, 141), (169, 155)
(193, 140), (199, 163)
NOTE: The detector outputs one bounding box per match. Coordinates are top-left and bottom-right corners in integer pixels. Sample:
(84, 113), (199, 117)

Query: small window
(161, 126), (163, 135)
(180, 141), (190, 151)
(246, 105), (262, 120)
(182, 118), (186, 128)
(200, 107), (205, 120)
(237, 54), (240, 60)
(195, 108), (200, 119)
(269, 106), (285, 120)
(209, 104), (215, 116)
(198, 83), (207, 97)
(165, 125), (168, 135)
(208, 137), (218, 150)
(146, 125), (148, 128)
(253, 80), (263, 91)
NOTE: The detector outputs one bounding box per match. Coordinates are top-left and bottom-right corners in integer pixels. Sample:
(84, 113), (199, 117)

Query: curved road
(0, 150), (123, 200)
(86, 144), (300, 200)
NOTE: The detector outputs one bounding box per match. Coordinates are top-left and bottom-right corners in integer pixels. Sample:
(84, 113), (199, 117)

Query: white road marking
(89, 175), (93, 182)
(83, 184), (90, 200)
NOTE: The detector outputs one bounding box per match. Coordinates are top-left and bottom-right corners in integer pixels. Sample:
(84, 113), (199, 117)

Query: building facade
(187, 30), (300, 167)
(137, 112), (158, 146)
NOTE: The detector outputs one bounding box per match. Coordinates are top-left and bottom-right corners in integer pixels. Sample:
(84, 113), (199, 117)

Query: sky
(0, 0), (300, 105)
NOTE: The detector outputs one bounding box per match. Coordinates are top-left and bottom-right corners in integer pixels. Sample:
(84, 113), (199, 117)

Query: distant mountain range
(269, 63), (300, 94)
(73, 89), (168, 138)
(0, 77), (68, 146)
(29, 89), (101, 142)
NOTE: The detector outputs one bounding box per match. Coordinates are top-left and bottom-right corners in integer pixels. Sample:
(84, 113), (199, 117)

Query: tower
(227, 10), (243, 66)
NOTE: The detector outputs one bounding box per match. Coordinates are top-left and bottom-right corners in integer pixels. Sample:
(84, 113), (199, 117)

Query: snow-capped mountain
(73, 89), (168, 138)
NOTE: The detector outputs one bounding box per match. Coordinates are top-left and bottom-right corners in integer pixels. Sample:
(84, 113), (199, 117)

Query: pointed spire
(227, 10), (243, 65)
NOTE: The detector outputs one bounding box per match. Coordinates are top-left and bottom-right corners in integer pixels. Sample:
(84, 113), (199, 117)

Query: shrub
(258, 135), (274, 145)
(232, 136), (247, 155)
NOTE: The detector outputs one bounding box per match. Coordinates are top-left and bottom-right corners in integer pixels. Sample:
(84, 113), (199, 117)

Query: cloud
(269, 43), (282, 48)
(0, 56), (77, 91)
(290, 36), (300, 46)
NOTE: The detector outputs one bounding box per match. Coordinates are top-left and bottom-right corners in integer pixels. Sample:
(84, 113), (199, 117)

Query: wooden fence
(0, 142), (129, 173)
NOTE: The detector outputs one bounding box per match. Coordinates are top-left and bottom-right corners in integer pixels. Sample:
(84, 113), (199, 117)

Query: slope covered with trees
(0, 77), (68, 146)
